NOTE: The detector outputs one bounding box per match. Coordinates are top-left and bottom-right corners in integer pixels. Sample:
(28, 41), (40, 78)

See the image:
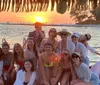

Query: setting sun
(21, 13), (48, 23)
(34, 16), (46, 23)
(25, 15), (47, 23)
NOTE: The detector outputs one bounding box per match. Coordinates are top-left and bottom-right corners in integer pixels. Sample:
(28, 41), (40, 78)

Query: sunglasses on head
(72, 53), (79, 58)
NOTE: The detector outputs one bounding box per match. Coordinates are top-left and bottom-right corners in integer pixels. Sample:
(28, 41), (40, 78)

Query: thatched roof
(0, 0), (99, 14)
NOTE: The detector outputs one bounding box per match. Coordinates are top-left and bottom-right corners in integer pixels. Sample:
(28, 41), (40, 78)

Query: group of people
(0, 22), (100, 85)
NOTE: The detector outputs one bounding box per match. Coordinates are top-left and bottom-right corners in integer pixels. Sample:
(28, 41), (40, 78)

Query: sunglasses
(72, 54), (79, 58)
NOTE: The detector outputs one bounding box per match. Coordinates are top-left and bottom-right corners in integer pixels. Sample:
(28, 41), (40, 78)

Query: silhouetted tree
(91, 7), (100, 21)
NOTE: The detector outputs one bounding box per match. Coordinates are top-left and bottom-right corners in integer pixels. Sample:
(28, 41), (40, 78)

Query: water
(0, 24), (100, 63)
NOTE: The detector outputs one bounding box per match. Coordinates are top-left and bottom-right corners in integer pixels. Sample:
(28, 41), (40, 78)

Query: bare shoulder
(40, 52), (45, 56)
(39, 52), (45, 59)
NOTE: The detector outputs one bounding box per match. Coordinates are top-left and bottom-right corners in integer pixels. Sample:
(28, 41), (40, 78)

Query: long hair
(27, 39), (38, 58)
(48, 28), (57, 37)
(2, 42), (10, 49)
(22, 58), (34, 72)
(2, 41), (10, 55)
(13, 43), (24, 62)
(0, 48), (3, 60)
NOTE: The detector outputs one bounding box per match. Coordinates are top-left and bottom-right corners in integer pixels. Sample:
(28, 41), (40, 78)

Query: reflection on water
(0, 24), (100, 62)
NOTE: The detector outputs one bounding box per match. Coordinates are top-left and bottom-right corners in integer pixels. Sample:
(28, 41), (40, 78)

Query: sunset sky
(0, 11), (75, 24)
(0, 1), (76, 24)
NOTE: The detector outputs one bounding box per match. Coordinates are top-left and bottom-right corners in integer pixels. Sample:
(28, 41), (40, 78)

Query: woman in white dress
(14, 58), (36, 85)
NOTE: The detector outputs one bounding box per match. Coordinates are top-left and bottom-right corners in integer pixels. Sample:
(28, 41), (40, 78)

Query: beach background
(0, 24), (100, 64)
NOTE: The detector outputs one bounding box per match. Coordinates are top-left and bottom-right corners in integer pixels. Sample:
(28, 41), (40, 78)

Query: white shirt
(75, 63), (92, 82)
(14, 70), (36, 85)
(87, 45), (96, 53)
(75, 42), (88, 58)
(57, 39), (75, 55)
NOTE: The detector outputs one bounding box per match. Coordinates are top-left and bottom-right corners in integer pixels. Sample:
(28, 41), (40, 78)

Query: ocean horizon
(1, 22), (100, 26)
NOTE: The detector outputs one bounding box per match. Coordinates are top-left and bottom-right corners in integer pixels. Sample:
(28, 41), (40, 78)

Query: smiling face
(71, 35), (79, 43)
(49, 28), (57, 38)
(60, 33), (68, 40)
(14, 43), (21, 53)
(79, 35), (86, 41)
(2, 46), (9, 54)
(72, 53), (80, 64)
(27, 39), (34, 50)
(72, 57), (80, 64)
(24, 61), (32, 72)
(44, 44), (53, 52)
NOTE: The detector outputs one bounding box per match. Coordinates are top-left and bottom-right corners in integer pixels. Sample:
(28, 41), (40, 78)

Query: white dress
(14, 70), (36, 85)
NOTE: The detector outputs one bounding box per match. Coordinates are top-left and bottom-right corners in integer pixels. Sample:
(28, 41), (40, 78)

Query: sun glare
(24, 14), (47, 23)
(34, 16), (46, 23)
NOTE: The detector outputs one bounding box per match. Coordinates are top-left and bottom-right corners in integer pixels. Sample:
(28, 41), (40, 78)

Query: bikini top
(44, 61), (54, 67)
(42, 53), (58, 67)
